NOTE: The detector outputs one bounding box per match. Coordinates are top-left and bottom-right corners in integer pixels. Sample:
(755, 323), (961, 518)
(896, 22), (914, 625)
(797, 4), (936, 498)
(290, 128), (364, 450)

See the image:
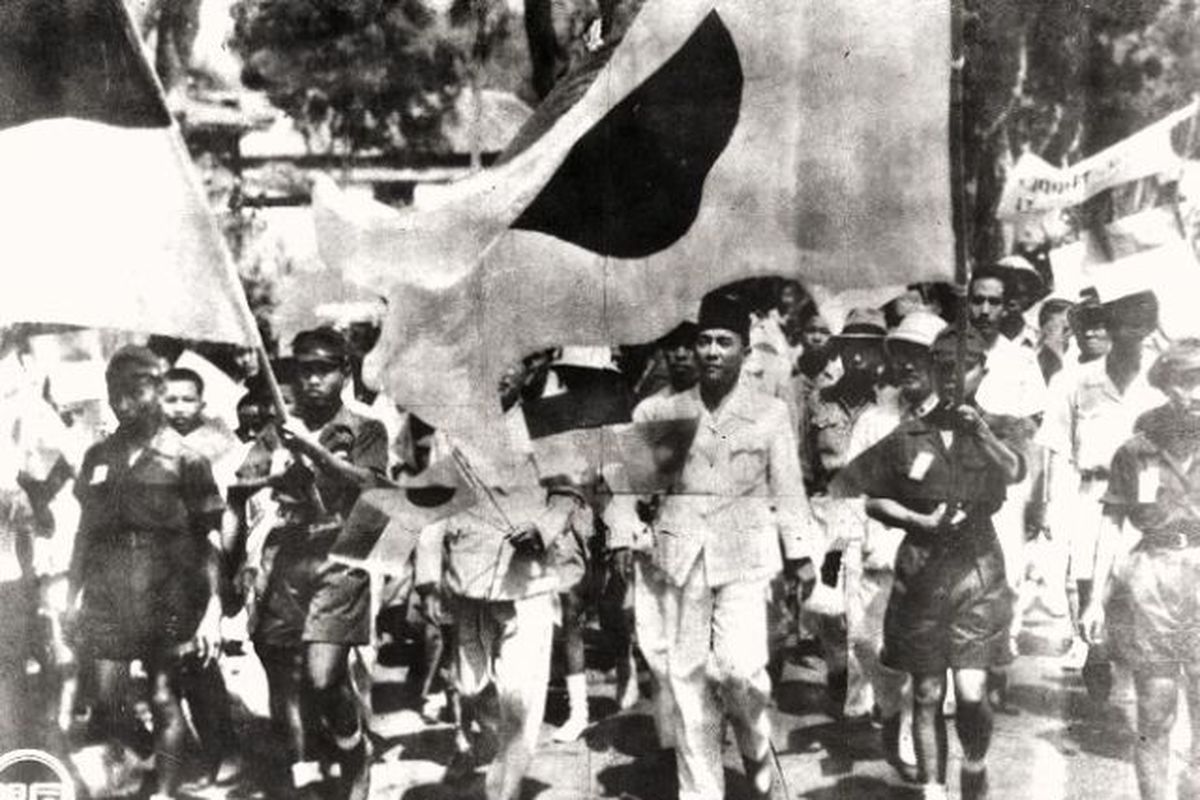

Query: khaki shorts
(882, 532), (1014, 675)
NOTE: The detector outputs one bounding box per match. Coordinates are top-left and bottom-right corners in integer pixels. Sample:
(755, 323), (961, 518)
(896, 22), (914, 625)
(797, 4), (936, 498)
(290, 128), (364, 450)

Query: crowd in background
(5, 253), (1200, 800)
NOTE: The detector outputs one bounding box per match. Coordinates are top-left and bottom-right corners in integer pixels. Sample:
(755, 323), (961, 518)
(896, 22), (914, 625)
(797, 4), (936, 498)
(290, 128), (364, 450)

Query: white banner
(996, 101), (1197, 219)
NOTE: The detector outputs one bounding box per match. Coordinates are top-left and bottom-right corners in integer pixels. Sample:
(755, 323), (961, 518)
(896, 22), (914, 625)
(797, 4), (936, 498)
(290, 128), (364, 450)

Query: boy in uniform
(67, 346), (226, 800)
(234, 327), (387, 799)
(835, 327), (1025, 800)
(160, 365), (242, 786)
(1082, 339), (1200, 800)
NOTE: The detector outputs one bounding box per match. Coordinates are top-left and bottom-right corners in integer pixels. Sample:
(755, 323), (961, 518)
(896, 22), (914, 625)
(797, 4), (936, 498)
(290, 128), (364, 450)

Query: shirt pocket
(729, 445), (768, 491)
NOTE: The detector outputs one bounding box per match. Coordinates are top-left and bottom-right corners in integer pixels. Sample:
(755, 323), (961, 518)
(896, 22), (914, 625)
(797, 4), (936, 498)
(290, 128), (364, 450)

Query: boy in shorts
(835, 327), (1025, 800)
(68, 346), (226, 800)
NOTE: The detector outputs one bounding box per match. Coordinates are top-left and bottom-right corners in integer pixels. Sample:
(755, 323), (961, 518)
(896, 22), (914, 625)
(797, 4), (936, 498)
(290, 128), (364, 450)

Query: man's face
(108, 374), (163, 429)
(498, 364), (525, 410)
(1076, 321), (1111, 360)
(1165, 368), (1200, 418)
(162, 379), (204, 433)
(1040, 310), (1070, 355)
(887, 341), (934, 401)
(779, 285), (804, 321)
(933, 353), (985, 402)
(234, 347), (260, 380)
(800, 315), (831, 353)
(839, 339), (885, 381)
(968, 277), (1005, 340)
(294, 356), (346, 413)
(663, 343), (699, 389)
(695, 328), (746, 391)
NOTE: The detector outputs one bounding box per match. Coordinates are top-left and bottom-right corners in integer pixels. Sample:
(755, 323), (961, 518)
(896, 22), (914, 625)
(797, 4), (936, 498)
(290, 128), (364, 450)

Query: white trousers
(634, 558), (678, 749)
(452, 594), (555, 800)
(665, 560), (772, 800)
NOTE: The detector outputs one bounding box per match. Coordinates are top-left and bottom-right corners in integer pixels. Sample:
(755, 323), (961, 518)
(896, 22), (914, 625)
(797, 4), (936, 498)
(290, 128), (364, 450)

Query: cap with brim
(1102, 290), (1159, 327)
(833, 307), (886, 340)
(292, 326), (351, 366)
(993, 255), (1046, 309)
(886, 310), (947, 349)
(697, 292), (750, 342)
(931, 326), (988, 361)
(1069, 300), (1106, 330)
(106, 345), (164, 382)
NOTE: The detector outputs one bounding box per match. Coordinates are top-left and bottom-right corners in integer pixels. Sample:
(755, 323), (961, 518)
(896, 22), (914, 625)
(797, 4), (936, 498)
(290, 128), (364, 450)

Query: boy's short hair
(106, 345), (165, 383)
(1037, 298), (1073, 328)
(164, 367), (205, 397)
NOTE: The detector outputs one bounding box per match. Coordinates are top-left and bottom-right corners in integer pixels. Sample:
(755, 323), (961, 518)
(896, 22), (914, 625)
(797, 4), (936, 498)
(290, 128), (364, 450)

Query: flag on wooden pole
(0, 0), (259, 346)
(315, 0), (954, 453)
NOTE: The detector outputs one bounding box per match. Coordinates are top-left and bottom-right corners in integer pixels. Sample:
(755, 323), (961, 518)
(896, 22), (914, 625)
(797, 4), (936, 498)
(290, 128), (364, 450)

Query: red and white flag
(315, 0), (953, 452)
(0, 0), (259, 346)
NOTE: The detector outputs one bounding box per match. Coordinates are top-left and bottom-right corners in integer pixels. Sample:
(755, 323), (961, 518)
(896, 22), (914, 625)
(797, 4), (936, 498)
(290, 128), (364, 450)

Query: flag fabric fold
(314, 0), (953, 452)
(0, 0), (259, 346)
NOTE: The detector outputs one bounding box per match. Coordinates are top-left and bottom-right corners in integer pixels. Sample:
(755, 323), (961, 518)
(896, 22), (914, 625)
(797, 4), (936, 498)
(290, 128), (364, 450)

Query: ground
(123, 588), (1169, 800)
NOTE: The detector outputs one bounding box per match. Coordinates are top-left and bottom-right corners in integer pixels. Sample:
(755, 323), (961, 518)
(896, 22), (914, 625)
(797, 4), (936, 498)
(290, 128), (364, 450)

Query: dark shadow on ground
(773, 674), (833, 718)
(796, 775), (921, 799)
(785, 719), (885, 778)
(581, 711), (660, 756)
(401, 774), (551, 800)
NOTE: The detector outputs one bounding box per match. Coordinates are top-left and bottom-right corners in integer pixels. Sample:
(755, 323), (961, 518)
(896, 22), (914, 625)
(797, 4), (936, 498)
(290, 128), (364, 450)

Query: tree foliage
(963, 0), (1200, 262)
(230, 0), (512, 154)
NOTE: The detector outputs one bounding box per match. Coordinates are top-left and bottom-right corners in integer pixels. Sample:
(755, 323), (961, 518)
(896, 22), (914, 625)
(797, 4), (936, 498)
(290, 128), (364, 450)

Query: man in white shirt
(1037, 290), (1162, 701)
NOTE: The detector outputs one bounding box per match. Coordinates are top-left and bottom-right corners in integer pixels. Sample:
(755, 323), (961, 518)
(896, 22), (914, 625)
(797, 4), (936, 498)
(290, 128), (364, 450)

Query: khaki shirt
(1102, 405), (1200, 537)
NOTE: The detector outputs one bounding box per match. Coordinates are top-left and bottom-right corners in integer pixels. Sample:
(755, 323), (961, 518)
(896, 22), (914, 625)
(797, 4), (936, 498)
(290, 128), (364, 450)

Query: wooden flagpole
(949, 0), (970, 405)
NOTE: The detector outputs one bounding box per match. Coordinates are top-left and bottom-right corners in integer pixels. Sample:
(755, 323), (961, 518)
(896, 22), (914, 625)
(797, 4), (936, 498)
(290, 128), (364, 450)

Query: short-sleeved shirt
(76, 426), (224, 542)
(240, 405), (388, 520)
(1102, 405), (1200, 537)
(975, 334), (1046, 419)
(1037, 356), (1161, 474)
(802, 381), (880, 494)
(74, 425), (225, 657)
(832, 406), (1023, 535)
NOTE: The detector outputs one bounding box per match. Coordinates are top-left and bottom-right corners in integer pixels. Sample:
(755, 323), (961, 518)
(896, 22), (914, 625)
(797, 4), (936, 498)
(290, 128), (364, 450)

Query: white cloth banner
(996, 101), (1197, 219)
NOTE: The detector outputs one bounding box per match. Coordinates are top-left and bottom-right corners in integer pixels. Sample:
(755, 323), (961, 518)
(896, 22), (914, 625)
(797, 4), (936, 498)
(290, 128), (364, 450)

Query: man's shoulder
(329, 404), (387, 438)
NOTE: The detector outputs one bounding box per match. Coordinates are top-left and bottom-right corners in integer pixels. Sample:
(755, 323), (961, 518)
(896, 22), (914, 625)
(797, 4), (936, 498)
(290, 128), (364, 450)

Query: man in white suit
(635, 291), (818, 800)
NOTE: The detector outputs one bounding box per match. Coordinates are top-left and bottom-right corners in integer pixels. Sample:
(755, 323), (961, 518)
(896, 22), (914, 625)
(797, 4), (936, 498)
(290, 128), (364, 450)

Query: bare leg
(911, 672), (948, 786)
(147, 661), (187, 797)
(257, 645), (310, 788)
(954, 668), (993, 800)
(307, 642), (368, 800)
(1134, 672), (1179, 800)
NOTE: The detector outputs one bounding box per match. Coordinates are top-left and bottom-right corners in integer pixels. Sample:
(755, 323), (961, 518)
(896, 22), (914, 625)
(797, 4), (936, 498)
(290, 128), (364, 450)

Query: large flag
(314, 0), (953, 447)
(0, 0), (259, 346)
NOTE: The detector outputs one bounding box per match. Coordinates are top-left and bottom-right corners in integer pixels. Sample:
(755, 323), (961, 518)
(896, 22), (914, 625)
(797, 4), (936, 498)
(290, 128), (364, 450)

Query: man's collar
(694, 379), (755, 422)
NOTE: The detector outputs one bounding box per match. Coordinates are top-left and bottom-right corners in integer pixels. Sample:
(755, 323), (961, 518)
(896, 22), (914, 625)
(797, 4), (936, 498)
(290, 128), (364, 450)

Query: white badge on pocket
(1137, 464), (1161, 503)
(908, 451), (934, 481)
(90, 464), (109, 485)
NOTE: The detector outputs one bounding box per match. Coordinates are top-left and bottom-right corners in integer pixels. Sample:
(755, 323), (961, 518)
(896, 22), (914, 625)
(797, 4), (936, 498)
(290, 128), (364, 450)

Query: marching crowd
(4, 257), (1200, 800)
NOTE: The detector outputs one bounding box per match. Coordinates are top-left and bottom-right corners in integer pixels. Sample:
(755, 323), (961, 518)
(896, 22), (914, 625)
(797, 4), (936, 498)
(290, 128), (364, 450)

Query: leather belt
(1142, 528), (1200, 550)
